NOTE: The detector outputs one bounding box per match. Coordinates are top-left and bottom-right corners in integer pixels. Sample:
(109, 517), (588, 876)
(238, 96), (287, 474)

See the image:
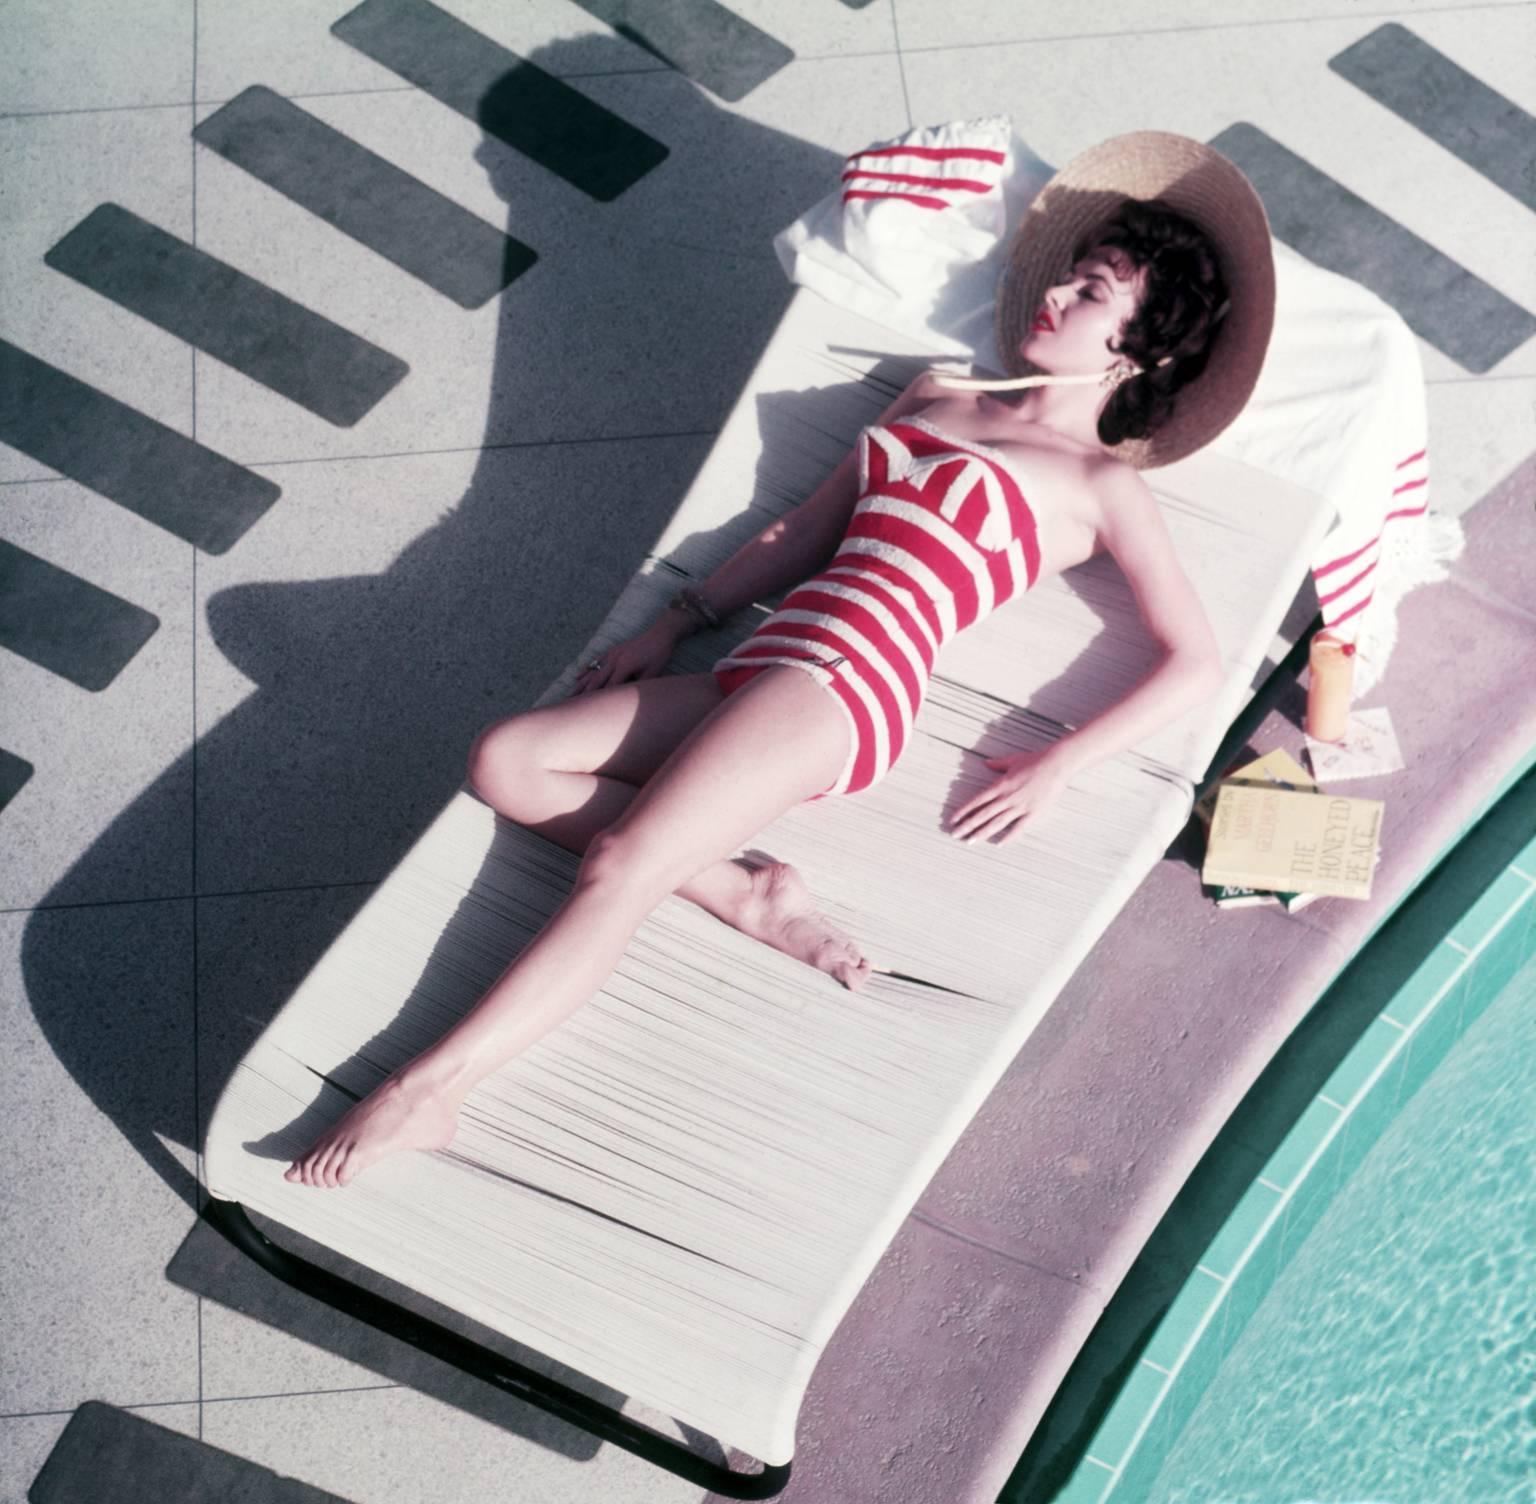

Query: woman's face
(1018, 243), (1146, 374)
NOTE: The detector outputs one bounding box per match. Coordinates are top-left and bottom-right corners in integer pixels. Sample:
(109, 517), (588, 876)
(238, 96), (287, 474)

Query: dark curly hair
(1066, 198), (1230, 448)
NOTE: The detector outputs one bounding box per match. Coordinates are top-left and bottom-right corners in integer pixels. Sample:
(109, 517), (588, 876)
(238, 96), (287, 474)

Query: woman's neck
(980, 386), (1110, 455)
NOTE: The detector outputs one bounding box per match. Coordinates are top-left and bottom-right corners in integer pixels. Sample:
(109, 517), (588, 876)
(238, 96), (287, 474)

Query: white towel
(774, 116), (1465, 698)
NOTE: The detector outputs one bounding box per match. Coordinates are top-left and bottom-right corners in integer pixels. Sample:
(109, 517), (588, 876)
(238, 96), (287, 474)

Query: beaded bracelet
(667, 586), (720, 631)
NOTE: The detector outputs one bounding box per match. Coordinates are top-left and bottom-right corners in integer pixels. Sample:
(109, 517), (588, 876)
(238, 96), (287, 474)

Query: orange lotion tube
(1305, 631), (1355, 742)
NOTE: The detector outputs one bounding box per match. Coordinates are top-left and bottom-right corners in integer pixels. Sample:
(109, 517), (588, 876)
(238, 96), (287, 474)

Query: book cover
(1203, 882), (1282, 908)
(1203, 784), (1384, 900)
(1198, 749), (1322, 908)
(1195, 747), (1316, 828)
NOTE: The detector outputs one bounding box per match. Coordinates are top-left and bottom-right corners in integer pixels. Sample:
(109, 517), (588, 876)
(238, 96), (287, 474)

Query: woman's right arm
(654, 370), (944, 647)
(572, 371), (943, 693)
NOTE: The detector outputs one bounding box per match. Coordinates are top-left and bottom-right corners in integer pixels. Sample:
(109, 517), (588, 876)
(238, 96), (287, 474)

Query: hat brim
(994, 130), (1275, 470)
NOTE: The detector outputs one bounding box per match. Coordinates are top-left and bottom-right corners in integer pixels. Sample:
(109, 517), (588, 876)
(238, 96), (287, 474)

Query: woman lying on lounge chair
(287, 131), (1275, 1188)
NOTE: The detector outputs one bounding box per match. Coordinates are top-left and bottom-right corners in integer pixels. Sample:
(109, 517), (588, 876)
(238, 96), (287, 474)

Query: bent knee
(576, 825), (678, 895)
(466, 714), (537, 791)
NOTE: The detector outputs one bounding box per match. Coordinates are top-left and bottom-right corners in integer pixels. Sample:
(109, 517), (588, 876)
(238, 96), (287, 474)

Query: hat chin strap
(932, 354), (1172, 392)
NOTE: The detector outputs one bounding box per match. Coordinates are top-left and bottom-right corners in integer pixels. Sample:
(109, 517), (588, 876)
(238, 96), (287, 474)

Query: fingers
(950, 793), (1029, 843)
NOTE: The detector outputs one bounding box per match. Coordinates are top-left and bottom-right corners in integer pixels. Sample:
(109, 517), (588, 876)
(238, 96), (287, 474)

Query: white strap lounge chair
(202, 286), (1334, 1496)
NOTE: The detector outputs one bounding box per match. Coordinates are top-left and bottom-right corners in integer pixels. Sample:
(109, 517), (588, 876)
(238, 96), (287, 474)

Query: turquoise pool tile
(1217, 1221), (1283, 1361)
(1332, 1057), (1404, 1184)
(1458, 917), (1533, 1041)
(1447, 867), (1535, 952)
(1465, 884), (1536, 1003)
(1054, 1458), (1117, 1504)
(1278, 1153), (1347, 1264)
(1323, 1013), (1408, 1106)
(1148, 1365), (1204, 1483)
(1261, 1095), (1343, 1193)
(1285, 1129), (1344, 1234)
(1513, 824), (1536, 877)
(1088, 1360), (1168, 1471)
(1109, 1406), (1171, 1504)
(1199, 1179), (1283, 1282)
(1175, 1295), (1228, 1403)
(1144, 1266), (1227, 1371)
(1397, 972), (1472, 1104)
(1378, 940), (1467, 1028)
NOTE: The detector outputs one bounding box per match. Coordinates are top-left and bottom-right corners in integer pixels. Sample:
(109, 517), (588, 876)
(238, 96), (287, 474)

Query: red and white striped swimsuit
(712, 415), (1043, 799)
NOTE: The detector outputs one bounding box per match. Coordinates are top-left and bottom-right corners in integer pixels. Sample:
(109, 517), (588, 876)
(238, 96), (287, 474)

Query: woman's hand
(948, 746), (1074, 844)
(567, 621), (681, 697)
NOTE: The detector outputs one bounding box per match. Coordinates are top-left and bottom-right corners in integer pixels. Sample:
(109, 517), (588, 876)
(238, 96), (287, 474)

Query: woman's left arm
(950, 465), (1223, 843)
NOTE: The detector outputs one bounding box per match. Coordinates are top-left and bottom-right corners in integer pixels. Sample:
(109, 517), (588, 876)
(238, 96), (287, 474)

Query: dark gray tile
(0, 539), (158, 692)
(193, 86), (538, 311)
(331, 0), (669, 202)
(1330, 23), (1536, 213)
(43, 205), (410, 427)
(1210, 122), (1535, 373)
(30, 1402), (349, 1503)
(0, 339), (282, 554)
(572, 0), (794, 104)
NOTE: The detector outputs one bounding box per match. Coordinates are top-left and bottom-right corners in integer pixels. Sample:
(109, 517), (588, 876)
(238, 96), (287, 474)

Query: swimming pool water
(1144, 944), (1536, 1503)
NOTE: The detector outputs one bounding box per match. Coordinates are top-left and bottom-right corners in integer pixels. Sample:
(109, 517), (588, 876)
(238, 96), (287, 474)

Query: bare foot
(284, 1069), (464, 1189)
(736, 861), (873, 990)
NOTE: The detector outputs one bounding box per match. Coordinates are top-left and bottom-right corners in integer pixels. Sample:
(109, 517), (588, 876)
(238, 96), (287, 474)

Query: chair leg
(201, 1199), (793, 1500)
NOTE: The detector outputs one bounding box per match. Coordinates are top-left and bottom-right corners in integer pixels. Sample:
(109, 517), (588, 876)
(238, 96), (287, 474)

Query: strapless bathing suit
(711, 415), (1042, 799)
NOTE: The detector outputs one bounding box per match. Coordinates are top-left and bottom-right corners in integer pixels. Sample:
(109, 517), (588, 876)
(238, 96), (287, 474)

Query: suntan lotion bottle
(1305, 630), (1356, 742)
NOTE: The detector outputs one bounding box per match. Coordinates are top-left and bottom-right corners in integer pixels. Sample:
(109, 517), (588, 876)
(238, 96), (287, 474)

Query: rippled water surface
(1147, 947), (1536, 1504)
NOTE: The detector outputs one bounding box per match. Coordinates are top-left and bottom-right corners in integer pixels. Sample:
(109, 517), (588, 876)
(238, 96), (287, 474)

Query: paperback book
(1195, 749), (1321, 910)
(1203, 783), (1384, 900)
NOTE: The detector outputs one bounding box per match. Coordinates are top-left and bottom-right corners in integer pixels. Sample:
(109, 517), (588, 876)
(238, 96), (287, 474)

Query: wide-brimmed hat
(940, 130), (1276, 470)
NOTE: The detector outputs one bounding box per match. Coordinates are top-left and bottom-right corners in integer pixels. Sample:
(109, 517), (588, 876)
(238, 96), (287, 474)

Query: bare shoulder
(1085, 451), (1163, 537)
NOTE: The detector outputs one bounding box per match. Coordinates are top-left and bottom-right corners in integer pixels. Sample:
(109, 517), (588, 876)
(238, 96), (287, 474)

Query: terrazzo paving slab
(192, 85), (538, 310)
(1329, 22), (1536, 213)
(30, 1402), (350, 1504)
(0, 338), (282, 553)
(189, 0), (895, 108)
(44, 203), (411, 427)
(0, 749), (34, 815)
(189, 883), (453, 1401)
(0, 106), (199, 489)
(331, 0), (671, 202)
(1, 1405), (201, 1504)
(566, 0), (796, 104)
(1210, 119), (1534, 371)
(0, 537), (159, 692)
(0, 473), (194, 909)
(891, 0), (1536, 50)
(0, 0), (191, 115)
(186, 433), (709, 894)
(198, 1385), (709, 1504)
(184, 62), (896, 464)
(1, 903), (200, 1416)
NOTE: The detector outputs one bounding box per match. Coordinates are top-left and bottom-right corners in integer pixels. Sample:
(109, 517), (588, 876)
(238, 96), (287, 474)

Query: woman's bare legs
(286, 665), (865, 1188)
(463, 671), (871, 981)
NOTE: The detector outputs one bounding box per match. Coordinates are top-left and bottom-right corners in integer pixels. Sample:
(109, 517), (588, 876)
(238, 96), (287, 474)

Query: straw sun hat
(935, 130), (1277, 470)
